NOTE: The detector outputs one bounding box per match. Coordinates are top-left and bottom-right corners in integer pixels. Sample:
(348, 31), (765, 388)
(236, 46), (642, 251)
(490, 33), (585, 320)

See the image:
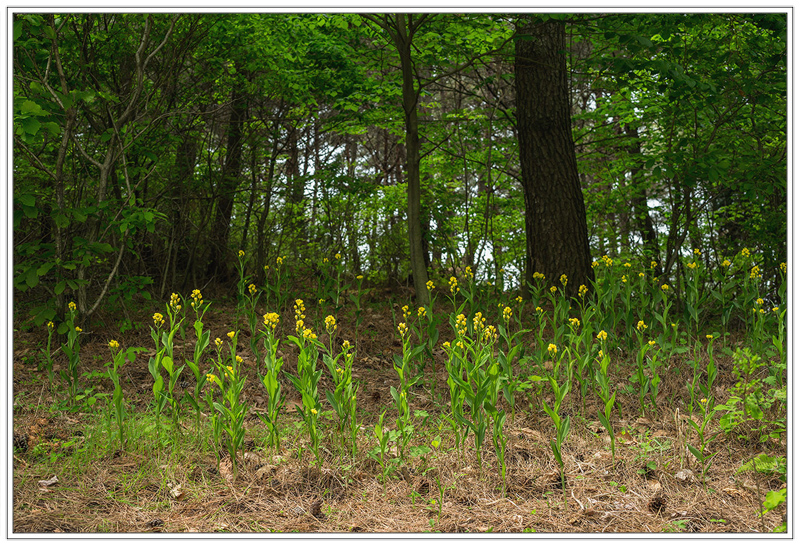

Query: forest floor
(11, 288), (787, 535)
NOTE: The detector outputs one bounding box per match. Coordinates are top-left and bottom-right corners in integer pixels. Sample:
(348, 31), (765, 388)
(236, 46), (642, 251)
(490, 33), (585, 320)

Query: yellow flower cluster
(397, 322), (409, 337)
(535, 306), (543, 314)
(637, 320), (647, 332)
(591, 261), (599, 268)
(756, 298), (764, 306)
(694, 248), (701, 256)
(75, 326), (82, 333)
(624, 262), (631, 268)
(781, 262), (787, 274)
(47, 321), (55, 329)
(303, 328), (317, 341)
(483, 324), (498, 343)
(402, 305), (410, 320)
(686, 262), (697, 270)
(235, 355), (243, 364)
(342, 340), (351, 352)
(455, 314), (467, 337)
(357, 275), (364, 280)
(651, 261), (658, 269)
(597, 330), (608, 341)
(277, 255), (285, 266)
(560, 274), (568, 287)
(516, 295), (523, 304)
(442, 341), (451, 350)
(227, 331), (236, 340)
(325, 315), (337, 334)
(263, 312), (280, 331)
(741, 248), (750, 257)
(648, 340), (656, 346)
(426, 280), (434, 291)
(706, 334), (714, 340)
(569, 317), (580, 329)
(238, 250), (245, 258)
(248, 284), (257, 296)
(335, 253), (342, 261)
(418, 306), (427, 318)
(449, 276), (458, 295)
(153, 313), (165, 328)
(532, 272), (545, 281)
(68, 301), (77, 311)
(473, 312), (486, 335)
(215, 338), (223, 348)
(578, 284), (588, 298)
(722, 259), (731, 268)
(621, 275), (628, 284)
(548, 343), (558, 357)
(750, 265), (761, 279)
(502, 306), (513, 322)
(294, 299), (306, 333)
(465, 266), (474, 280)
(169, 292), (181, 311)
(550, 286), (557, 294)
(109, 339), (119, 349)
(601, 255), (613, 267)
(191, 289), (203, 309)
(206, 373), (217, 385)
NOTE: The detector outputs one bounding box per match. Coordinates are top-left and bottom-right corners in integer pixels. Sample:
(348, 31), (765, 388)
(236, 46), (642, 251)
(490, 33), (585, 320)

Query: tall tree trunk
(516, 17), (593, 298)
(207, 88), (247, 282)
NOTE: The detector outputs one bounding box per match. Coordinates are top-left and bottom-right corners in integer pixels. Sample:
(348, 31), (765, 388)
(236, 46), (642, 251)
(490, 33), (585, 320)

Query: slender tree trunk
(516, 17), (593, 298)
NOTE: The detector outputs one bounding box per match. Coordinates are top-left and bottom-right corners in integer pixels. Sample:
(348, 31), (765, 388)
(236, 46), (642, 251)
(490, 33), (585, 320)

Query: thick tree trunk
(516, 17), (593, 298)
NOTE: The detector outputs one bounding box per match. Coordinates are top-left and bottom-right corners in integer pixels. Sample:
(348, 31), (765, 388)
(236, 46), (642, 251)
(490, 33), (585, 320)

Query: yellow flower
(47, 321), (54, 329)
(170, 292), (181, 310)
(75, 326), (82, 333)
(651, 261), (658, 269)
(402, 305), (410, 319)
(153, 313), (165, 327)
(335, 253), (341, 260)
(109, 340), (119, 349)
(418, 306), (427, 318)
(686, 262), (697, 270)
(597, 330), (607, 341)
(602, 255), (613, 267)
(693, 248), (701, 256)
(756, 298), (764, 306)
(276, 256), (284, 266)
(502, 306), (513, 322)
(442, 341), (451, 350)
(311, 408), (318, 415)
(773, 307), (780, 313)
(465, 266), (474, 280)
(449, 276), (458, 295)
(598, 350), (604, 358)
(621, 275), (627, 283)
(780, 262), (787, 274)
(206, 373), (217, 385)
(700, 398), (707, 404)
(560, 274), (568, 287)
(68, 301), (77, 311)
(638, 272), (645, 278)
(533, 272), (545, 281)
(296, 319), (305, 333)
(215, 338), (222, 347)
(357, 275), (364, 280)
(398, 322), (408, 337)
(323, 258), (329, 264)
(721, 259), (731, 268)
(426, 280), (434, 291)
(264, 265), (269, 271)
(336, 368), (343, 375)
(636, 320), (647, 332)
(238, 250), (245, 258)
(550, 286), (557, 294)
(516, 295), (523, 303)
(263, 312), (280, 330)
(741, 248), (750, 257)
(483, 325), (498, 343)
(236, 355), (243, 364)
(661, 284), (669, 291)
(342, 340), (351, 352)
(648, 340), (655, 346)
(750, 265), (761, 279)
(472, 312), (486, 334)
(578, 284), (588, 298)
(548, 343), (558, 357)
(535, 306), (543, 313)
(227, 331), (235, 339)
(325, 315), (337, 333)
(569, 317), (580, 329)
(248, 284), (257, 295)
(303, 328), (317, 340)
(319, 299), (325, 304)
(591, 261), (599, 269)
(624, 262), (631, 268)
(706, 334), (713, 340)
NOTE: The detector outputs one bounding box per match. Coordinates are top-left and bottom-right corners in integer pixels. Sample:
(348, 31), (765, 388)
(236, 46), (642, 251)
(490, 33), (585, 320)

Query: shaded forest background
(13, 12), (787, 329)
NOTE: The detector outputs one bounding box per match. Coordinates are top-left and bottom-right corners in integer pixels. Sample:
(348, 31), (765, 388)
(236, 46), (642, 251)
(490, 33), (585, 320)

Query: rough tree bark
(515, 17), (594, 298)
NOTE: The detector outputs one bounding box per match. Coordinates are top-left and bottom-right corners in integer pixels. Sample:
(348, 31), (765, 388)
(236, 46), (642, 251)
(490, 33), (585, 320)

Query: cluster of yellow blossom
(426, 280), (434, 291)
(248, 284), (257, 296)
(661, 284), (670, 291)
(624, 262), (631, 268)
(465, 266), (474, 280)
(621, 275), (628, 284)
(215, 338), (223, 348)
(483, 324), (498, 343)
(335, 253), (341, 261)
(686, 262), (697, 270)
(449, 276), (458, 295)
(69, 301), (77, 311)
(357, 275), (364, 280)
(303, 328), (317, 341)
(694, 248), (701, 256)
(263, 312), (279, 331)
(235, 355), (243, 364)
(455, 314), (467, 337)
(418, 306), (427, 318)
(473, 312), (486, 335)
(578, 284), (588, 298)
(637, 320), (647, 332)
(601, 255), (613, 267)
(153, 313), (165, 328)
(548, 343), (558, 357)
(741, 248), (750, 258)
(516, 295), (523, 304)
(569, 317), (580, 329)
(325, 315), (337, 334)
(75, 326), (82, 333)
(591, 260), (599, 268)
(560, 274), (568, 287)
(550, 286), (557, 294)
(294, 299), (306, 333)
(533, 272), (545, 282)
(47, 321), (54, 329)
(502, 306), (513, 323)
(781, 262), (787, 274)
(597, 330), (608, 341)
(108, 339), (119, 349)
(535, 306), (543, 314)
(397, 322), (408, 337)
(227, 331), (236, 340)
(238, 250), (245, 258)
(442, 341), (451, 350)
(191, 289), (203, 309)
(277, 255), (285, 266)
(750, 265), (761, 280)
(342, 340), (351, 352)
(721, 259), (731, 268)
(648, 340), (656, 346)
(651, 260), (658, 269)
(402, 305), (410, 320)
(169, 293), (181, 312)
